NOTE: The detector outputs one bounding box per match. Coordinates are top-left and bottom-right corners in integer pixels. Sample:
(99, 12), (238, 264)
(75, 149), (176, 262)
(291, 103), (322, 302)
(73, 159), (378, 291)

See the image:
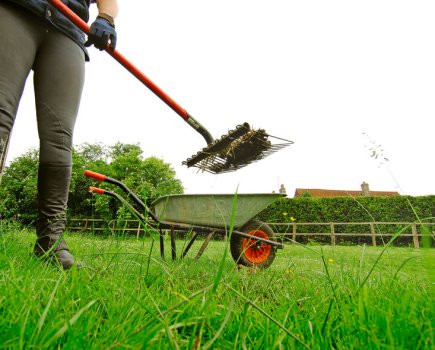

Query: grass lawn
(0, 229), (433, 349)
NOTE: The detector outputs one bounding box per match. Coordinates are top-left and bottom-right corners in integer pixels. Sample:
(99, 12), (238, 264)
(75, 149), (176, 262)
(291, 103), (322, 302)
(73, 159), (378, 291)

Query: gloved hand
(85, 16), (117, 51)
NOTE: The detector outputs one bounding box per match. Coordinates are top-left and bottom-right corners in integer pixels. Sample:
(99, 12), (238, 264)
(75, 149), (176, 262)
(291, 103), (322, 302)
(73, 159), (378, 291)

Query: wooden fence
(66, 219), (434, 248)
(267, 222), (434, 248)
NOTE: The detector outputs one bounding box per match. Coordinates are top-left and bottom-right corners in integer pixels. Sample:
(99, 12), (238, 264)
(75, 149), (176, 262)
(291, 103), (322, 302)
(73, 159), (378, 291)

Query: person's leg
(32, 26), (85, 269)
(0, 3), (42, 176)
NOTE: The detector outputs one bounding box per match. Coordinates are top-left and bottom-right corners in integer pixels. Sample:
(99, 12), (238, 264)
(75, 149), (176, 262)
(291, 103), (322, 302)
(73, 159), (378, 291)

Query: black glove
(85, 16), (117, 50)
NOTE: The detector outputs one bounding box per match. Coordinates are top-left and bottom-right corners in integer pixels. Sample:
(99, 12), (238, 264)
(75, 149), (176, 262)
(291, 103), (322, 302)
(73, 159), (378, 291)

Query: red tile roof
(294, 188), (400, 198)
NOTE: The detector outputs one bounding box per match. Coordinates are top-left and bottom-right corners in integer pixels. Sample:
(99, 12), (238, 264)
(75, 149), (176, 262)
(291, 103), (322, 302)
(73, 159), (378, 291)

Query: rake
(49, 0), (293, 174)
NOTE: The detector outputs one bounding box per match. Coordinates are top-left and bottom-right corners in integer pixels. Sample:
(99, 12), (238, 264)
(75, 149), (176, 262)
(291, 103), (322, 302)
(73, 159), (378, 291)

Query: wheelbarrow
(84, 170), (285, 268)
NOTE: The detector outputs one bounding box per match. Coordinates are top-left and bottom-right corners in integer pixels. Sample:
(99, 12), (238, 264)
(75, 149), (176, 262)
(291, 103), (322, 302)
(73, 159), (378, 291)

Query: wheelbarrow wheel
(230, 219), (276, 268)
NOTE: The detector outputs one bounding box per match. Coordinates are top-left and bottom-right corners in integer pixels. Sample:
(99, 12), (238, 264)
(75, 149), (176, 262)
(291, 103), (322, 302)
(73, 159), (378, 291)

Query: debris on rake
(183, 123), (293, 174)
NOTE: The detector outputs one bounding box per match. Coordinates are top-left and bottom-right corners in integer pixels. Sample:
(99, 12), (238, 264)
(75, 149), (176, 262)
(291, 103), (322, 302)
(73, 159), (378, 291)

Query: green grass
(0, 229), (433, 349)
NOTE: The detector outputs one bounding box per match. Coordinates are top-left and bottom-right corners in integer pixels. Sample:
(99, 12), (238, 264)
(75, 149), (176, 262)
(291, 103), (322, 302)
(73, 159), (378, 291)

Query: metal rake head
(183, 123), (293, 174)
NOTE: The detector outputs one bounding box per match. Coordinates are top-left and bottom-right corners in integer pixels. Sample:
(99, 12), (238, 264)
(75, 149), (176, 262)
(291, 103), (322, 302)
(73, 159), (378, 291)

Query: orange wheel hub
(242, 229), (271, 264)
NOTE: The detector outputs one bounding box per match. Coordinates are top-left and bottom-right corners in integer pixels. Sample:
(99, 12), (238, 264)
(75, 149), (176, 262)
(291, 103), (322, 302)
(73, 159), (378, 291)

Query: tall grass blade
(44, 300), (96, 348)
(212, 190), (238, 294)
(105, 285), (213, 350)
(355, 223), (412, 296)
(145, 238), (154, 280)
(357, 244), (366, 285)
(421, 224), (433, 249)
(225, 283), (309, 349)
(19, 307), (31, 350)
(321, 297), (334, 335)
(388, 256), (416, 293)
(202, 302), (234, 350)
(35, 276), (62, 339)
(320, 247), (338, 303)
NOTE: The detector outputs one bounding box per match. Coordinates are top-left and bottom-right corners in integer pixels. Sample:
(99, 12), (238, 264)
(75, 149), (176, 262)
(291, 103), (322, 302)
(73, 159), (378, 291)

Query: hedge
(256, 195), (435, 235)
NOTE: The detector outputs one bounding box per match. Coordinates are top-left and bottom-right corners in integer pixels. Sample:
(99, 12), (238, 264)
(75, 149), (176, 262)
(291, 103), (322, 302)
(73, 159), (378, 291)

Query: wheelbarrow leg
(181, 231), (199, 259)
(171, 226), (176, 260)
(195, 232), (214, 260)
(159, 229), (165, 260)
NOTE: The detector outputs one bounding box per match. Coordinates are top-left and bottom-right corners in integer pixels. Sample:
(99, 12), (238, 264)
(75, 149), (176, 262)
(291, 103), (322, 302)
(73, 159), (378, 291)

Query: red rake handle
(48, 0), (214, 144)
(48, 0), (186, 119)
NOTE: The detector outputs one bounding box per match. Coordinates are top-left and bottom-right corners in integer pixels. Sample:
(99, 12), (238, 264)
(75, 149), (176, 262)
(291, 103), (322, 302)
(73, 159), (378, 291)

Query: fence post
(330, 223), (335, 246)
(370, 222), (376, 247)
(411, 224), (420, 249)
(136, 221), (141, 238)
(292, 223), (297, 243)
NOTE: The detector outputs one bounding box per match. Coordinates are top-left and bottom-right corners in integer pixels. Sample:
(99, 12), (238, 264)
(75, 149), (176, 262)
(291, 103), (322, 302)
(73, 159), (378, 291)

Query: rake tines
(183, 124), (293, 174)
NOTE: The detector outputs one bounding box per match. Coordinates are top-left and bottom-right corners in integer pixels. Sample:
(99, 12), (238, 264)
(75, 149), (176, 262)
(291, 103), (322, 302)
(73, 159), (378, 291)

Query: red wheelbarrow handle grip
(84, 170), (107, 182)
(88, 186), (106, 195)
(84, 169), (149, 215)
(47, 0), (214, 145)
(84, 170), (122, 189)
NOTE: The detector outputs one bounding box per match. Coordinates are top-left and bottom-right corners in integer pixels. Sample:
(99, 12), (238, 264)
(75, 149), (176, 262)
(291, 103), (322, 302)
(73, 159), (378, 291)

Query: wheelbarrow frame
(85, 170), (284, 266)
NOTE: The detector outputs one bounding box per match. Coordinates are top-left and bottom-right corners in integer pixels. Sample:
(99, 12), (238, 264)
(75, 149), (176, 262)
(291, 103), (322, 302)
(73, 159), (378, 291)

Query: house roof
(294, 188), (400, 198)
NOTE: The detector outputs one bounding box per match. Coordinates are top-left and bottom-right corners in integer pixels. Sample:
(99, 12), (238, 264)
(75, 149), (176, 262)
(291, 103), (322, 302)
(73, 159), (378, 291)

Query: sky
(6, 0), (435, 196)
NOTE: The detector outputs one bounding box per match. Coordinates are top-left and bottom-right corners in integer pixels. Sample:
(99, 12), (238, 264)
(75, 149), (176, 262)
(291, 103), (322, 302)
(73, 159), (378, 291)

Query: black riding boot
(34, 164), (77, 269)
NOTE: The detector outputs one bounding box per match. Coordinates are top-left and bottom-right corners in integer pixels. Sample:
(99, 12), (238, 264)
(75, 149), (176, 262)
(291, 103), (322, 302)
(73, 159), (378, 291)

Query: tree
(68, 143), (112, 219)
(92, 143), (184, 220)
(0, 149), (39, 224)
(0, 142), (184, 224)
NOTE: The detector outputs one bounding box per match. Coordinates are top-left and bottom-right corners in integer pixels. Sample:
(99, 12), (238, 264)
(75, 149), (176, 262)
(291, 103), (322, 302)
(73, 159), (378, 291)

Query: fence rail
(66, 219), (434, 248)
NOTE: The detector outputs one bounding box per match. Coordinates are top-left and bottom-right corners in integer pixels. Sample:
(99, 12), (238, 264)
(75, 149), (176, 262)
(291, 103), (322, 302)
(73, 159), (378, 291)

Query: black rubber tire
(230, 219), (277, 268)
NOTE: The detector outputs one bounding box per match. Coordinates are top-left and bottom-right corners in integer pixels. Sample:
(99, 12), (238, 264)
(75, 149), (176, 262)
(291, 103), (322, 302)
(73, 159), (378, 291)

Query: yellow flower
(290, 216), (296, 222)
(328, 258), (334, 263)
(283, 212), (288, 216)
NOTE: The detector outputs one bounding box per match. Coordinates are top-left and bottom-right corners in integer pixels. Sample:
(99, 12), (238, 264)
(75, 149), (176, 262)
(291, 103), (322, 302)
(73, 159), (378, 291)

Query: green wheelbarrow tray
(151, 193), (285, 229)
